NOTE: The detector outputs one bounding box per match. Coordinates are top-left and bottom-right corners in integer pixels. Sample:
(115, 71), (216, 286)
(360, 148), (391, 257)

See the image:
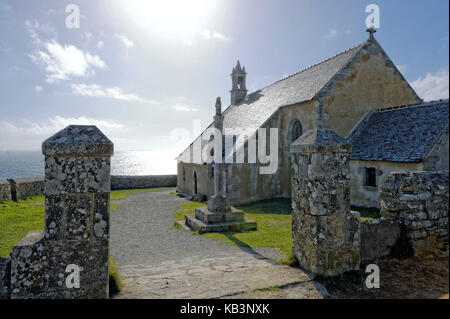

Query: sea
(0, 151), (177, 179)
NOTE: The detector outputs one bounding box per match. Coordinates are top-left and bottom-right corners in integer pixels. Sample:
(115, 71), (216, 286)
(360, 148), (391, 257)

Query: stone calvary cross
(183, 97), (257, 233)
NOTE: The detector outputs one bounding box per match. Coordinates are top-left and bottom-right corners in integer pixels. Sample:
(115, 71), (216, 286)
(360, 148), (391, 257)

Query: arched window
(292, 120), (303, 142)
(193, 172), (198, 194)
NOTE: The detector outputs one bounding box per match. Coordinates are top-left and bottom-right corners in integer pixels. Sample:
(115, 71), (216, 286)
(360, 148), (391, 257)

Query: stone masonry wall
(0, 180), (11, 200)
(0, 175), (176, 201)
(111, 175), (176, 190)
(380, 171), (449, 255)
(7, 177), (44, 201)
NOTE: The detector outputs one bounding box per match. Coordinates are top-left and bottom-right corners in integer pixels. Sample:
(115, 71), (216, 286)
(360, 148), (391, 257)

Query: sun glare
(119, 0), (220, 41)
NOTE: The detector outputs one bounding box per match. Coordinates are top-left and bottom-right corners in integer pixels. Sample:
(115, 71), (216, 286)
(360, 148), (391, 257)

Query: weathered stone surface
(111, 175), (177, 190)
(195, 206), (244, 223)
(0, 179), (11, 200)
(116, 255), (327, 299)
(380, 171), (449, 255)
(6, 178), (44, 201)
(184, 214), (257, 233)
(0, 257), (11, 299)
(360, 218), (401, 262)
(291, 129), (360, 277)
(42, 125), (114, 156)
(5, 125), (112, 299)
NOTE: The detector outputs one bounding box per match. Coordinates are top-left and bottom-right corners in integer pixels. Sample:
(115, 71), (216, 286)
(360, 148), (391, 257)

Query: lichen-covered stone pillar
(10, 125), (113, 299)
(290, 128), (360, 277)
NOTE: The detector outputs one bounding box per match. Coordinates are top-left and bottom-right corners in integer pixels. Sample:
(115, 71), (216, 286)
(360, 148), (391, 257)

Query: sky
(0, 0), (448, 156)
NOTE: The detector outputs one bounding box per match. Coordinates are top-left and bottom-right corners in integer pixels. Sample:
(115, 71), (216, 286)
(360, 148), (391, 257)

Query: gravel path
(110, 188), (326, 298)
(110, 189), (261, 272)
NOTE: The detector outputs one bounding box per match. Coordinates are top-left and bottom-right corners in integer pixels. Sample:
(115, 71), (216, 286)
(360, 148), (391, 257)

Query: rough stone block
(185, 214), (257, 233)
(195, 206), (244, 224)
(0, 257), (11, 299)
(0, 179), (11, 200)
(360, 219), (401, 262)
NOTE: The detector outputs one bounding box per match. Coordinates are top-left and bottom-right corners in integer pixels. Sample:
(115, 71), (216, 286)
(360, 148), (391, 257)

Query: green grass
(0, 199), (45, 258)
(351, 205), (381, 221)
(173, 198), (295, 265)
(18, 195), (45, 203)
(1, 197), (124, 258)
(109, 253), (123, 296)
(110, 187), (174, 200)
(16, 188), (172, 203)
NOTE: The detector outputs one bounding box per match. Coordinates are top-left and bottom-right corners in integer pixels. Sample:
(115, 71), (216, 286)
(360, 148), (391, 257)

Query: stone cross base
(183, 206), (256, 233)
(182, 194), (257, 233)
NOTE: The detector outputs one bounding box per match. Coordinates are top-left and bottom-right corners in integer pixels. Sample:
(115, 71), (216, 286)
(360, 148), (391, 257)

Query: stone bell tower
(230, 60), (248, 105)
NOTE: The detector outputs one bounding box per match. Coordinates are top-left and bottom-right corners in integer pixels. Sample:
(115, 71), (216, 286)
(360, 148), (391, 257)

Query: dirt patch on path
(321, 249), (449, 299)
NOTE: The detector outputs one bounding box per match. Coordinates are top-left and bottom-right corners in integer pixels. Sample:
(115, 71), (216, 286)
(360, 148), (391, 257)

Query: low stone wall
(0, 180), (11, 200)
(380, 171), (449, 255)
(111, 175), (177, 190)
(7, 177), (44, 201)
(0, 175), (177, 200)
(360, 218), (401, 262)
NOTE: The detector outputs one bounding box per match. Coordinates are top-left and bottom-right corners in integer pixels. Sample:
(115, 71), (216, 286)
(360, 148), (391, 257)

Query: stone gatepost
(10, 125), (113, 299)
(290, 128), (360, 277)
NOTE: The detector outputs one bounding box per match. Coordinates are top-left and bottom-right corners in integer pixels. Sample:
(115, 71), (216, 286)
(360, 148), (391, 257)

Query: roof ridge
(376, 98), (449, 112)
(247, 40), (367, 96)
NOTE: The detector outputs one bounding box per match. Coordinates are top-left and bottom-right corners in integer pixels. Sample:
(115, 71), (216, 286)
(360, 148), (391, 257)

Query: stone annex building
(176, 31), (449, 208)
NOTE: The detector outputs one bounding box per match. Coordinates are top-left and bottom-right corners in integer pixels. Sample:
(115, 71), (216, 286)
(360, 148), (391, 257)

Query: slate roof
(347, 100), (449, 162)
(178, 41), (366, 161)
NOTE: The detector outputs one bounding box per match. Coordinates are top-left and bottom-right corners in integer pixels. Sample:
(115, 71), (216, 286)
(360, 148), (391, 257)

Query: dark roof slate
(347, 100), (449, 162)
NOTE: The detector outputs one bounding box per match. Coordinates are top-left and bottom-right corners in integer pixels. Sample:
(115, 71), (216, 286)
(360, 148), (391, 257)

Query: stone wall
(380, 171), (449, 255)
(0, 180), (11, 200)
(349, 160), (423, 208)
(7, 177), (44, 201)
(0, 174), (175, 200)
(111, 174), (177, 190)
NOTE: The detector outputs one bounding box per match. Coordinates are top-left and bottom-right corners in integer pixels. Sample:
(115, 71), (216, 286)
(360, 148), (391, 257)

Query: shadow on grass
(236, 199), (291, 215)
(220, 231), (268, 260)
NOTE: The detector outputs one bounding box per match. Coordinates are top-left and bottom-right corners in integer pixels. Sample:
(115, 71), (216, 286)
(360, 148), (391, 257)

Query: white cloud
(29, 41), (107, 83)
(26, 20), (107, 83)
(71, 83), (157, 104)
(324, 29), (352, 39)
(411, 69), (449, 102)
(97, 40), (104, 49)
(173, 103), (199, 112)
(34, 85), (43, 93)
(200, 30), (230, 41)
(115, 34), (134, 48)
